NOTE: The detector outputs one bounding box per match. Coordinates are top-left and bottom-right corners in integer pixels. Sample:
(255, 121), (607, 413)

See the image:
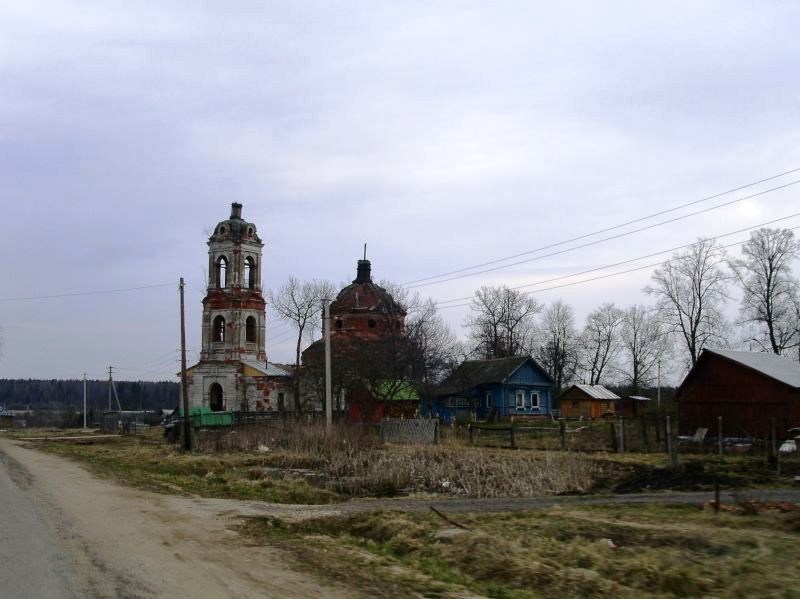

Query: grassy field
(10, 424), (799, 506)
(239, 503), (800, 598)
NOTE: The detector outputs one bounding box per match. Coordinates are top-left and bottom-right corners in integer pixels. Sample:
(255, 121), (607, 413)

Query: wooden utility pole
(107, 366), (113, 412)
(323, 298), (332, 430)
(83, 373), (88, 430)
(180, 278), (191, 451)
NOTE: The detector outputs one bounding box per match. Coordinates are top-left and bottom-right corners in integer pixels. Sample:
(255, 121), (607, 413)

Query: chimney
(354, 259), (372, 284)
(230, 202), (243, 219)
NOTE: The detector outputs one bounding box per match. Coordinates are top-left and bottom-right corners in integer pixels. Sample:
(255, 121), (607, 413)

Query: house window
(529, 392), (540, 409)
(368, 319), (376, 328)
(335, 319), (343, 329)
(486, 392), (493, 409)
(515, 390), (525, 410)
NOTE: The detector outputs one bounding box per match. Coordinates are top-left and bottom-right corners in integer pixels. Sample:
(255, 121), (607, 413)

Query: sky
(1, 1), (799, 382)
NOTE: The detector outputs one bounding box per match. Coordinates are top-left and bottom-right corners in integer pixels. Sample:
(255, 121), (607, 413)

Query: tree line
(272, 227), (800, 402)
(0, 379), (179, 411)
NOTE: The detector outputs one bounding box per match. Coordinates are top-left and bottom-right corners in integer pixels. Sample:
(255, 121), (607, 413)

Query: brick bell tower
(201, 202), (266, 362)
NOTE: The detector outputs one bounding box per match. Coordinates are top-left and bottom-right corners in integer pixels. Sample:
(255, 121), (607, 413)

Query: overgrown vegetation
(240, 503), (800, 598)
(197, 422), (600, 498)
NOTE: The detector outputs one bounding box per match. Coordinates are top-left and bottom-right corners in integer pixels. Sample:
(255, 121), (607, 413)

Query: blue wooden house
(421, 356), (555, 422)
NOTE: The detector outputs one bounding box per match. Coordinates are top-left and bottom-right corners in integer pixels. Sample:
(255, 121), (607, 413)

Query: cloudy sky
(1, 1), (799, 382)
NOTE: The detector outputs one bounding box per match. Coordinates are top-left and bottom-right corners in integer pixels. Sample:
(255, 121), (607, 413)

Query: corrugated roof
(568, 384), (620, 400)
(705, 349), (800, 388)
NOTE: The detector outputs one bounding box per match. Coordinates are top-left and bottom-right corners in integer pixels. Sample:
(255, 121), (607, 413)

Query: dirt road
(0, 439), (354, 599)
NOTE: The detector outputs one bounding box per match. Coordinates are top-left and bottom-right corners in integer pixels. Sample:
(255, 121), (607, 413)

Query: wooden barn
(558, 384), (619, 418)
(676, 348), (800, 437)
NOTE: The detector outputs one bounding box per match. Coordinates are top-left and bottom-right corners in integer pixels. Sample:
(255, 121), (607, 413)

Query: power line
(402, 170), (800, 288)
(436, 218), (800, 310)
(0, 282), (174, 303)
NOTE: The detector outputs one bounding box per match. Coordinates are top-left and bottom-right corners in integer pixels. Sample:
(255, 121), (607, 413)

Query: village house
(557, 384), (619, 419)
(182, 203), (293, 413)
(676, 348), (800, 437)
(422, 356), (555, 422)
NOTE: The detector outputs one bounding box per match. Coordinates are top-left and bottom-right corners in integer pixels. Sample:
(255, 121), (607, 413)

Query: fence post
(771, 417), (777, 457)
(609, 421), (618, 452)
(559, 419), (566, 450)
(655, 414), (661, 445)
(469, 423), (474, 446)
(640, 415), (650, 453)
(717, 416), (723, 455)
(618, 416), (625, 453)
(510, 424), (516, 449)
(434, 419), (440, 445)
(666, 415), (678, 468)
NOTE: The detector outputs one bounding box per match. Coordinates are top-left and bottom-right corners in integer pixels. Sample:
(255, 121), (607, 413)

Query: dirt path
(0, 439), (355, 599)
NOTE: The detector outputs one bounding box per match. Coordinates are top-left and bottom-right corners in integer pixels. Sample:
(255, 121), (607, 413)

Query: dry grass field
(240, 503), (800, 598)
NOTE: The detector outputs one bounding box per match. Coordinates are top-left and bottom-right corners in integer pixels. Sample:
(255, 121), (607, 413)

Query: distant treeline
(0, 379), (180, 412)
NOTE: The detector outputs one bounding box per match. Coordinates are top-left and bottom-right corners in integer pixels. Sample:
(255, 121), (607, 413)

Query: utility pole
(107, 366), (113, 412)
(83, 373), (88, 430)
(180, 278), (192, 451)
(323, 298), (332, 430)
(657, 360), (661, 410)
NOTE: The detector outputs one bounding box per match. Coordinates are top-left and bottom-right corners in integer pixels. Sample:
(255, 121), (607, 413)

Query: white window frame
(530, 392), (540, 409)
(515, 390), (525, 410)
(486, 392), (493, 409)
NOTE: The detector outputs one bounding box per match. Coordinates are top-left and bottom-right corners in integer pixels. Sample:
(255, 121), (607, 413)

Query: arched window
(216, 256), (228, 288)
(244, 257), (256, 289)
(213, 315), (225, 342)
(209, 383), (224, 412)
(246, 316), (256, 343)
(335, 319), (343, 329)
(368, 319), (376, 329)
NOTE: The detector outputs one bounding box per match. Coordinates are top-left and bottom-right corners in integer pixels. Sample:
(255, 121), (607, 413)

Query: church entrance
(209, 383), (224, 412)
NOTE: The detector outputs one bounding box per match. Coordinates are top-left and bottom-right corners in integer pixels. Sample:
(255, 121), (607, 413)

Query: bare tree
(730, 228), (800, 355)
(534, 300), (578, 392)
(466, 286), (542, 358)
(646, 238), (730, 366)
(269, 277), (336, 417)
(380, 282), (462, 393)
(578, 303), (624, 385)
(619, 305), (670, 393)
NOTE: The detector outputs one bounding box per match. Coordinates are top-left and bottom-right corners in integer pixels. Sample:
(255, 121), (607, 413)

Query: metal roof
(570, 384), (620, 400)
(242, 360), (293, 377)
(705, 349), (800, 388)
(627, 395), (652, 401)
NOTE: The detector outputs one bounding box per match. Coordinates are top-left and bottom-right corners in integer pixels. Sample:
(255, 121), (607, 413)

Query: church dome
(209, 203), (261, 243)
(330, 259), (406, 316)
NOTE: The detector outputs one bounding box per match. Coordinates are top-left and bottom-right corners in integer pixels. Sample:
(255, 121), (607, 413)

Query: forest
(0, 379), (179, 412)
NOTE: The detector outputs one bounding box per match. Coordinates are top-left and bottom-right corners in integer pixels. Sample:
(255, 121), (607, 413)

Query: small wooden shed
(676, 348), (800, 437)
(558, 384), (619, 418)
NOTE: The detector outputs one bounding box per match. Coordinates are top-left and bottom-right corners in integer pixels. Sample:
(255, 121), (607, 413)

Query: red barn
(676, 348), (800, 437)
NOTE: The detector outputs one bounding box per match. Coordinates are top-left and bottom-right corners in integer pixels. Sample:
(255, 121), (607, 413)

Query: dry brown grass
(195, 422), (599, 498)
(242, 503), (800, 598)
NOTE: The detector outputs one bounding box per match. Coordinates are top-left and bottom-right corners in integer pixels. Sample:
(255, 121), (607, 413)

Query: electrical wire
(402, 173), (800, 288)
(436, 222), (800, 310)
